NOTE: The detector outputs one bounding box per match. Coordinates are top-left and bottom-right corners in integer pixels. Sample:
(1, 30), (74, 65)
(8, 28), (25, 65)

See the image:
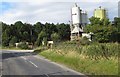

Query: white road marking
(34, 55), (84, 75)
(29, 61), (38, 68)
(21, 57), (27, 60)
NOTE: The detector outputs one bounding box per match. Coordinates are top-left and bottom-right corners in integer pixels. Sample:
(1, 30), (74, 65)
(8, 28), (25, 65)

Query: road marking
(29, 61), (38, 68)
(21, 57), (27, 60)
(34, 55), (84, 75)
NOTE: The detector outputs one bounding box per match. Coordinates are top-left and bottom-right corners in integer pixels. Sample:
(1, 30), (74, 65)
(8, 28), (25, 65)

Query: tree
(9, 36), (18, 46)
(22, 31), (29, 41)
(2, 29), (11, 46)
(44, 22), (57, 40)
(101, 18), (110, 26)
(34, 22), (44, 34)
(2, 21), (71, 47)
(14, 21), (25, 41)
(113, 17), (120, 42)
(89, 16), (101, 25)
(56, 23), (70, 41)
(114, 17), (120, 30)
(84, 17), (119, 43)
(84, 23), (119, 43)
(51, 33), (60, 42)
(114, 17), (120, 26)
(35, 31), (47, 46)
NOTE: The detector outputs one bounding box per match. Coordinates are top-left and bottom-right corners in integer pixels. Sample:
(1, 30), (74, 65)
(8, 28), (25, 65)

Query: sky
(0, 0), (119, 24)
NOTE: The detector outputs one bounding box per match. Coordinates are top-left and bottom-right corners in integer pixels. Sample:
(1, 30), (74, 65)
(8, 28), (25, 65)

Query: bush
(17, 42), (28, 49)
(79, 37), (91, 46)
(82, 43), (119, 60)
(53, 42), (119, 60)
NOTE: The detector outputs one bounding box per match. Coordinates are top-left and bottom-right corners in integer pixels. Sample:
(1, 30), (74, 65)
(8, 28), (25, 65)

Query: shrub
(79, 37), (91, 46)
(17, 42), (28, 49)
(9, 36), (18, 47)
(82, 43), (119, 60)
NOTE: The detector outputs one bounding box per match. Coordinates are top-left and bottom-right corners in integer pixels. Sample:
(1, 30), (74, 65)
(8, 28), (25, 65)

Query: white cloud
(0, 1), (119, 24)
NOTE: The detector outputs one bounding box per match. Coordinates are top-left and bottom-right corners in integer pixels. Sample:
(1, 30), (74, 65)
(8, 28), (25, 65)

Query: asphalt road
(1, 50), (85, 76)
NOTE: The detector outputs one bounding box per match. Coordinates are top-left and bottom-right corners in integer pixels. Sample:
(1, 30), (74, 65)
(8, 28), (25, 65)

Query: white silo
(70, 3), (83, 40)
(81, 11), (88, 26)
(71, 3), (82, 25)
(70, 3), (89, 41)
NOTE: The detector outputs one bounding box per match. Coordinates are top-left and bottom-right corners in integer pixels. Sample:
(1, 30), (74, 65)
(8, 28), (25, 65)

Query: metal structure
(70, 3), (88, 41)
(71, 3), (82, 25)
(94, 6), (107, 20)
(81, 11), (88, 26)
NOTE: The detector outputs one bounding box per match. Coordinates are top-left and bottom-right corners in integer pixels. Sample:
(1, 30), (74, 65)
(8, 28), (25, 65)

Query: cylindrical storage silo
(81, 12), (88, 25)
(71, 4), (81, 25)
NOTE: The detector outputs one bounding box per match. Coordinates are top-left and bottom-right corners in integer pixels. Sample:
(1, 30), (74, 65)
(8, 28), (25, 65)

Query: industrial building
(118, 1), (120, 17)
(70, 3), (88, 41)
(94, 6), (107, 19)
(81, 11), (88, 26)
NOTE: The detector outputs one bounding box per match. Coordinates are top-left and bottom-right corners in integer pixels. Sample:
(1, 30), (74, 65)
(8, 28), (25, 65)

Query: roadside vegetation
(35, 41), (119, 75)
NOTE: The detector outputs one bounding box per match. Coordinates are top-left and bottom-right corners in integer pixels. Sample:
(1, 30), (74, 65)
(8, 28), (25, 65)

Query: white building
(70, 3), (88, 40)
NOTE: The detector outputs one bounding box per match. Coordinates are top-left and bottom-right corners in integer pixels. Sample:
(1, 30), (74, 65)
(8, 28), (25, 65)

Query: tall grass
(35, 42), (119, 75)
(52, 42), (119, 60)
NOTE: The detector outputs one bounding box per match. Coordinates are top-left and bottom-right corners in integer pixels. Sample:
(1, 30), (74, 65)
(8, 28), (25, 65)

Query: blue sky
(0, 0), (119, 24)
(0, 2), (14, 14)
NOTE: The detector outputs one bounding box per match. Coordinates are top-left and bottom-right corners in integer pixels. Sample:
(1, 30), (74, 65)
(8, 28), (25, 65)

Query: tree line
(2, 21), (70, 47)
(1, 17), (120, 47)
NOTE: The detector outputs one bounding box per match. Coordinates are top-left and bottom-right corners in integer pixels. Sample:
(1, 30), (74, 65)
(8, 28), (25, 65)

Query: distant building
(70, 3), (88, 41)
(94, 6), (107, 19)
(118, 1), (120, 17)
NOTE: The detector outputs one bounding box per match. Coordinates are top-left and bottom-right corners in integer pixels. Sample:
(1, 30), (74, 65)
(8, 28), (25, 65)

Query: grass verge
(1, 47), (24, 50)
(39, 49), (118, 75)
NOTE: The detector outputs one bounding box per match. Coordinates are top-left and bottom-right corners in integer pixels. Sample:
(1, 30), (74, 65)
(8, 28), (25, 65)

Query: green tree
(2, 21), (72, 47)
(56, 23), (70, 41)
(114, 17), (120, 27)
(14, 21), (25, 41)
(2, 29), (11, 46)
(113, 17), (120, 42)
(35, 31), (47, 46)
(9, 36), (18, 46)
(89, 16), (101, 25)
(51, 33), (60, 42)
(34, 22), (44, 34)
(44, 23), (57, 40)
(84, 24), (119, 43)
(84, 17), (119, 43)
(101, 18), (110, 26)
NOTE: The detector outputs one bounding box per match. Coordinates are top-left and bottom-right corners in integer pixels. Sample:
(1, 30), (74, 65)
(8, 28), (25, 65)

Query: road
(0, 50), (85, 76)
